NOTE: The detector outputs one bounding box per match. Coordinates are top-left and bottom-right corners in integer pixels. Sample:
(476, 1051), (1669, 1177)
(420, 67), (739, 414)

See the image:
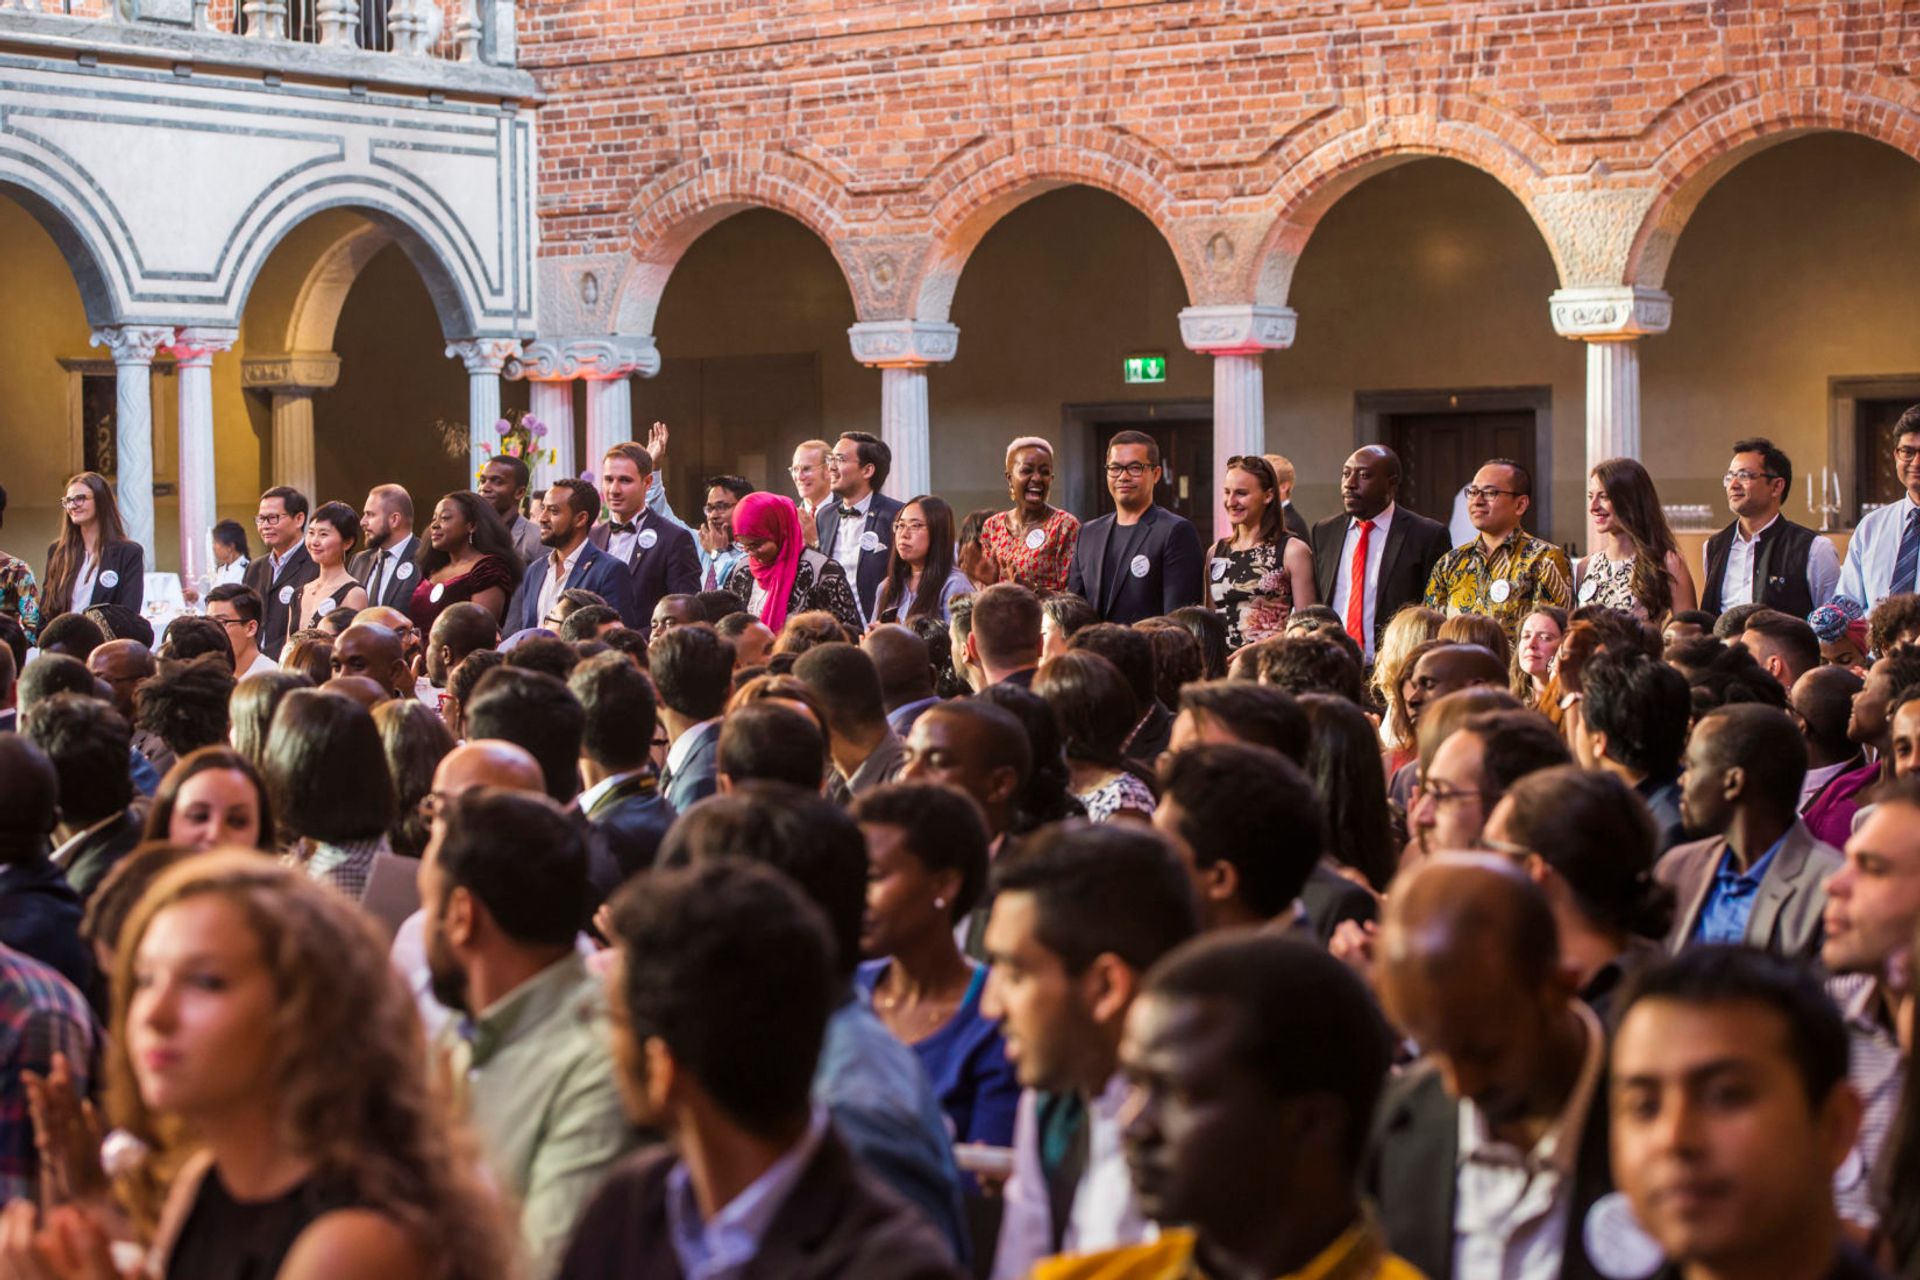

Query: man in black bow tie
(816, 431), (905, 627)
(587, 442), (701, 637)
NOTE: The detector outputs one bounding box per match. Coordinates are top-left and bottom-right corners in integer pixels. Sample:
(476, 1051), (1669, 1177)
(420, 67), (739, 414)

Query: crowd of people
(4, 409), (1920, 1279)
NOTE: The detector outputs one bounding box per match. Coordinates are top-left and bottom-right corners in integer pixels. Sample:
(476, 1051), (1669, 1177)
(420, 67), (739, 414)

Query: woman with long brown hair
(1204, 455), (1316, 653)
(41, 472), (144, 623)
(1576, 457), (1696, 623)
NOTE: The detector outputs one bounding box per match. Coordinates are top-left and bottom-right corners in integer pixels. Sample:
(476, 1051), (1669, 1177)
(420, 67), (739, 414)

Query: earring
(934, 897), (947, 910)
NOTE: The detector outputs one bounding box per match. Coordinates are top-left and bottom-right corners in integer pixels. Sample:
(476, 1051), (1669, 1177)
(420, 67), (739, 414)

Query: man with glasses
(1067, 430), (1204, 625)
(204, 584), (276, 678)
(791, 438), (833, 547)
(1423, 458), (1571, 647)
(241, 485), (318, 661)
(1838, 405), (1920, 612)
(1407, 708), (1570, 859)
(1703, 438), (1837, 618)
(815, 430), (905, 626)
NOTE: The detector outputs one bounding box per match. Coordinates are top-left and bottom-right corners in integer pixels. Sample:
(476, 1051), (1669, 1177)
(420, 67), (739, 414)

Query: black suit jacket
(1066, 504), (1205, 625)
(814, 492), (906, 622)
(242, 545), (319, 659)
(1283, 502), (1310, 545)
(1310, 506), (1452, 656)
(587, 511), (701, 635)
(44, 540), (144, 619)
(1299, 862), (1378, 944)
(659, 722), (720, 814)
(347, 535), (420, 613)
(583, 774), (676, 882)
(1365, 1056), (1614, 1280)
(557, 1127), (962, 1280)
(54, 808), (144, 905)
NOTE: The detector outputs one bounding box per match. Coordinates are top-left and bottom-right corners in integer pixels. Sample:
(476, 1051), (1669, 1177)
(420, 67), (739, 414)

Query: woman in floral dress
(1205, 455), (1317, 652)
(979, 436), (1080, 593)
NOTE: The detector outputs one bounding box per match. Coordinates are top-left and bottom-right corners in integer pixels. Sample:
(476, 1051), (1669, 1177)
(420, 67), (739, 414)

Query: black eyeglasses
(1105, 462), (1153, 478)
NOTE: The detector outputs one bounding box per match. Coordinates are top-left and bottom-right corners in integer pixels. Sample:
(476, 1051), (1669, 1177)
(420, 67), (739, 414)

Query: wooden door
(1084, 416), (1213, 526)
(1387, 409), (1540, 532)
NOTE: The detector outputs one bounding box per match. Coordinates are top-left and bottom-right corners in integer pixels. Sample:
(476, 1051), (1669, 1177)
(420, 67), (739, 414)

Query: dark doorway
(1856, 397), (1915, 510)
(1071, 407), (1213, 527)
(637, 353), (823, 506)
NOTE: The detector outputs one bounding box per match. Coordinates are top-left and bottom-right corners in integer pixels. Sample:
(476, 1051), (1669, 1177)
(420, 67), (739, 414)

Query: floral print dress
(0, 554), (42, 644)
(1208, 536), (1294, 650)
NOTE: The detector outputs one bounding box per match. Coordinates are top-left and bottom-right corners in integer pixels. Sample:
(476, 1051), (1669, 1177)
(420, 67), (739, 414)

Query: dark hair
(912, 614), (964, 699)
(876, 496), (958, 625)
(853, 782), (991, 922)
(158, 615), (234, 670)
(686, 591), (736, 626)
(1730, 437), (1793, 502)
(1686, 640), (1790, 714)
(607, 860), (835, 1137)
(279, 633), (333, 686)
(482, 452), (531, 493)
(419, 491), (517, 577)
(206, 583), (263, 627)
(375, 700), (454, 859)
(17, 653), (94, 719)
(505, 634), (580, 682)
(657, 783), (868, 980)
(1159, 745), (1323, 919)
(1499, 767), (1671, 938)
(1145, 933), (1394, 1168)
(1741, 609), (1821, 680)
(439, 789), (588, 946)
(599, 626), (650, 667)
(429, 602), (499, 672)
(0, 615), (25, 675)
(718, 701), (826, 791)
(713, 612), (757, 640)
(975, 686), (1077, 829)
(651, 624), (736, 721)
(1795, 666), (1864, 759)
(308, 500), (362, 555)
(211, 519), (250, 557)
(987, 821), (1197, 975)
(1168, 605), (1229, 681)
(558, 604), (621, 644)
(85, 605), (151, 648)
(444, 649), (506, 736)
(1035, 649), (1138, 768)
(1134, 619), (1204, 712)
(1712, 602), (1769, 641)
(321, 605), (357, 635)
(1485, 456), (1533, 498)
(921, 697), (1033, 795)
(1589, 458), (1681, 618)
(80, 842), (198, 959)
(229, 669), (310, 769)
(837, 430), (892, 491)
(553, 588), (607, 620)
(1583, 650), (1691, 776)
(466, 667), (585, 802)
(1067, 623), (1156, 709)
(570, 651), (658, 773)
(1107, 429), (1161, 469)
(863, 625), (933, 706)
(260, 485), (311, 519)
(547, 477), (600, 527)
(1615, 946), (1848, 1107)
(1223, 454), (1286, 545)
(142, 747), (277, 852)
(1870, 595), (1920, 660)
(773, 611), (851, 656)
(1666, 609), (1716, 633)
(134, 654), (235, 757)
(1252, 633), (1366, 705)
(956, 508), (994, 559)
(25, 693), (133, 824)
(263, 689), (392, 844)
(971, 583), (1044, 668)
(1458, 710), (1572, 799)
(1300, 693), (1396, 892)
(0, 644), (13, 714)
(1038, 594), (1100, 649)
(43, 473), (129, 617)
(705, 474), (753, 503)
(1437, 613), (1511, 669)
(39, 612), (106, 661)
(1177, 680), (1309, 765)
(1696, 703), (1810, 819)
(791, 643), (888, 737)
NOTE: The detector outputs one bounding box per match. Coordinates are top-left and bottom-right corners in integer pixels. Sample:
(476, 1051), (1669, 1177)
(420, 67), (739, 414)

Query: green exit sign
(1124, 354), (1167, 384)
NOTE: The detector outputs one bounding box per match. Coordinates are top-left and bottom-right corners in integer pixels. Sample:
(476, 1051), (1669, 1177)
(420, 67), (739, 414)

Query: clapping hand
(22, 1056), (104, 1209)
(0, 1203), (131, 1280)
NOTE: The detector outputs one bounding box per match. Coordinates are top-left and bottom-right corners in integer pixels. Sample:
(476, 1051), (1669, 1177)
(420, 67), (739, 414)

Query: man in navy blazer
(586, 441), (700, 636)
(1067, 430), (1205, 625)
(814, 431), (905, 626)
(507, 478), (636, 634)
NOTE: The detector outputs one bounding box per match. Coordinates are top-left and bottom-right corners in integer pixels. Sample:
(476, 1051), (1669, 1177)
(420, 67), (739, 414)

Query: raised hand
(645, 421), (670, 471)
(23, 1056), (104, 1208)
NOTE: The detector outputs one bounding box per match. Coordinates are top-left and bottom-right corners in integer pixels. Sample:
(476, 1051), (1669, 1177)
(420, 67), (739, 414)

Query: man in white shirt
(1702, 439), (1839, 617)
(791, 438), (834, 548)
(205, 584), (278, 678)
(1837, 409), (1920, 612)
(1309, 446), (1451, 664)
(352, 484), (420, 613)
(980, 823), (1198, 1280)
(815, 432), (904, 625)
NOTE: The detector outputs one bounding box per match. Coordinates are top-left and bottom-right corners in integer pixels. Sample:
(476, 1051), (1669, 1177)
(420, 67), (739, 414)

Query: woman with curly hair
(407, 492), (517, 632)
(0, 852), (518, 1279)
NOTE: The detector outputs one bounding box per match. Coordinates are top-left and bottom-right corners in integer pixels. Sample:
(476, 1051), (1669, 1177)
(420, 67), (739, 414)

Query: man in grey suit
(350, 484), (420, 613)
(1656, 703), (1841, 962)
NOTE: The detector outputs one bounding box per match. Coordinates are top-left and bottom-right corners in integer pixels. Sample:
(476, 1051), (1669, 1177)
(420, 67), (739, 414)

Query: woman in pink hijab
(724, 492), (864, 635)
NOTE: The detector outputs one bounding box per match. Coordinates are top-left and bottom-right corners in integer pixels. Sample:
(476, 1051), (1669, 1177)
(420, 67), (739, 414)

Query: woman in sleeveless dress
(1205, 455), (1316, 653)
(1574, 457), (1696, 623)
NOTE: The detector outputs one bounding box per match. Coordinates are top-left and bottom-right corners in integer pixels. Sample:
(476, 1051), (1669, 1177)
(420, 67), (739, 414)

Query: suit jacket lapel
(1313, 521), (1342, 602)
(1675, 838), (1728, 947)
(1377, 512), (1414, 599)
(1746, 824), (1809, 950)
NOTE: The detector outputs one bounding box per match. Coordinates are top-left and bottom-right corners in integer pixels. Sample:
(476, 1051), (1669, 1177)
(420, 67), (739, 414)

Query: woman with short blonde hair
(979, 437), (1080, 593)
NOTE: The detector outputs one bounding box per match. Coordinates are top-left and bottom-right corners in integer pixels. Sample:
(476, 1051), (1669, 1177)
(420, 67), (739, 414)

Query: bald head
(332, 623), (409, 697)
(321, 675), (387, 710)
(1383, 854), (1560, 978)
(861, 624), (934, 708)
(434, 739), (545, 795)
(1406, 644), (1509, 725)
(1790, 665), (1863, 760)
(1341, 445), (1401, 520)
(0, 736), (59, 855)
(87, 639), (154, 717)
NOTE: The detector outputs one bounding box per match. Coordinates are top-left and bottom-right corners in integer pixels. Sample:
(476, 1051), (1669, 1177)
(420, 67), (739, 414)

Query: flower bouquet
(434, 408), (558, 484)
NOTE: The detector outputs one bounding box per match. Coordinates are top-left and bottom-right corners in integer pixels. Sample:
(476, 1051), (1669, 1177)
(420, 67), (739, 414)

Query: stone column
(514, 337), (658, 474)
(169, 327), (237, 586)
(1550, 286), (1673, 472)
(446, 339), (522, 483)
(847, 321), (960, 502)
(242, 353), (340, 500)
(1178, 304), (1298, 541)
(525, 382), (575, 491)
(88, 325), (174, 567)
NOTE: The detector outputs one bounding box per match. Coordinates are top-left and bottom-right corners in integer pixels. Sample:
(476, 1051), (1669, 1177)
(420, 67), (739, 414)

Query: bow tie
(609, 520), (638, 535)
(837, 505), (862, 520)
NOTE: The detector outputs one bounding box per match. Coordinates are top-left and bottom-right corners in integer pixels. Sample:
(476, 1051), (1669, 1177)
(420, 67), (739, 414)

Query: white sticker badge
(1489, 578), (1512, 604)
(1130, 554), (1150, 580)
(1582, 1192), (1664, 1280)
(637, 528), (659, 551)
(278, 586), (294, 605)
(1025, 527), (1047, 551)
(1210, 558), (1230, 582)
(99, 570), (118, 589)
(860, 530), (883, 553)
(1578, 575), (1599, 604)
(319, 598), (337, 615)
(396, 561), (415, 580)
(430, 582), (446, 604)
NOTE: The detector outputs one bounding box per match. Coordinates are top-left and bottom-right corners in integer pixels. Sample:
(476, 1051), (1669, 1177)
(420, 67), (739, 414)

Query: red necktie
(1345, 519), (1374, 649)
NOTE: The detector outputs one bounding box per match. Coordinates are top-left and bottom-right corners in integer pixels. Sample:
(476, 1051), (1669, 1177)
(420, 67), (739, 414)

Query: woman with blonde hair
(1576, 457), (1697, 622)
(1512, 605), (1567, 707)
(1370, 605), (1442, 768)
(0, 853), (515, 1278)
(41, 471), (144, 623)
(979, 437), (1080, 593)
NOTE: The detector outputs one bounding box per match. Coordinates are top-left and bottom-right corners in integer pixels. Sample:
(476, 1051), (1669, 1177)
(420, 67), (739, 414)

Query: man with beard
(350, 484), (420, 612)
(507, 478), (636, 632)
(418, 786), (636, 1279)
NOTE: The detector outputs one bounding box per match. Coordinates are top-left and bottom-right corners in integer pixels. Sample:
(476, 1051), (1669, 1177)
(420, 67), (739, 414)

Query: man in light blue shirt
(1836, 408), (1920, 614)
(640, 424), (751, 593)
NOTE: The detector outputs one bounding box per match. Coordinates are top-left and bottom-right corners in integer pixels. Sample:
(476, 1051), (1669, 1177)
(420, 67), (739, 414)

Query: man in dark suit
(507, 479), (637, 634)
(587, 442), (701, 638)
(241, 486), (319, 660)
(1367, 856), (1613, 1280)
(570, 650), (674, 881)
(349, 484), (421, 614)
(651, 623), (731, 813)
(556, 860), (962, 1280)
(815, 431), (905, 626)
(1267, 452), (1312, 544)
(1656, 704), (1841, 962)
(1066, 430), (1204, 626)
(0, 736), (95, 997)
(29, 694), (144, 905)
(1310, 446), (1451, 666)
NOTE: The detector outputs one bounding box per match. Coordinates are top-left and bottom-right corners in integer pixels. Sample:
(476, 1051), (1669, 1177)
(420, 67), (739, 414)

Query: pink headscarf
(731, 492), (804, 631)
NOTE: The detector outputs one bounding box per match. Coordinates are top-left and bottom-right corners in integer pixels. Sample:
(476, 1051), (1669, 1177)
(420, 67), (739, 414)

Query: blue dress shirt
(1693, 834), (1786, 945)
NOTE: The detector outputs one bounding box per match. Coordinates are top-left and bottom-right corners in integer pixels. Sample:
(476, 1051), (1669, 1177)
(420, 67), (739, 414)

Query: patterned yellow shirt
(1423, 528), (1573, 643)
(1031, 1216), (1428, 1280)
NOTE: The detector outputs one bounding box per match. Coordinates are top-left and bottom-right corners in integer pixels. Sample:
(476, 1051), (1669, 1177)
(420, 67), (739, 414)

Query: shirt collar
(1350, 501), (1396, 533)
(549, 537), (588, 577)
(1716, 831), (1788, 890)
(665, 1106), (830, 1277)
(578, 767), (650, 814)
(461, 952), (593, 1067)
(51, 809), (126, 867)
(839, 492), (873, 517)
(1458, 1000), (1606, 1177)
(666, 718), (721, 777)
(1733, 512), (1782, 545)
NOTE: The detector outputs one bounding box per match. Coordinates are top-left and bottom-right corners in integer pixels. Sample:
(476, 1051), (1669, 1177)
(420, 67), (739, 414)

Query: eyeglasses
(1898, 446), (1920, 464)
(255, 513), (287, 526)
(59, 495), (89, 510)
(1463, 485), (1520, 501)
(1105, 462), (1153, 478)
(788, 465), (818, 477)
(1416, 778), (1487, 806)
(704, 501), (736, 514)
(1723, 469), (1780, 485)
(211, 615), (248, 630)
(893, 520), (928, 534)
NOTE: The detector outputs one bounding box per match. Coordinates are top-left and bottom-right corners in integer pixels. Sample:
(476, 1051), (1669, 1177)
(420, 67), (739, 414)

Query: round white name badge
(100, 570), (119, 589)
(1130, 554), (1150, 579)
(1582, 1192), (1663, 1280)
(861, 530), (883, 553)
(278, 586), (294, 605)
(396, 561), (415, 580)
(1578, 575), (1599, 604)
(319, 598), (337, 614)
(1025, 527), (1047, 551)
(430, 583), (446, 603)
(637, 529), (658, 550)
(1210, 558), (1230, 582)
(1489, 578), (1512, 604)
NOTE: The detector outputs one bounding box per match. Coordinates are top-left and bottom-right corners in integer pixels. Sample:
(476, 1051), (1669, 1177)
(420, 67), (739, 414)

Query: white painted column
(88, 325), (173, 566)
(1550, 286), (1672, 475)
(446, 339), (521, 483)
(1178, 304), (1298, 541)
(242, 353), (339, 499)
(847, 321), (960, 501)
(169, 327), (237, 586)
(583, 376), (632, 465)
(526, 381), (575, 490)
(512, 336), (656, 478)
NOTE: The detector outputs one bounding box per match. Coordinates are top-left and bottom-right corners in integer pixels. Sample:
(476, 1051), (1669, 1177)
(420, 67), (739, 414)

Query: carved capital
(846, 321), (959, 369)
(1178, 305), (1298, 356)
(1549, 287), (1672, 341)
(446, 337), (522, 375)
(168, 326), (238, 366)
(89, 325), (175, 366)
(509, 335), (659, 381)
(242, 352), (341, 390)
